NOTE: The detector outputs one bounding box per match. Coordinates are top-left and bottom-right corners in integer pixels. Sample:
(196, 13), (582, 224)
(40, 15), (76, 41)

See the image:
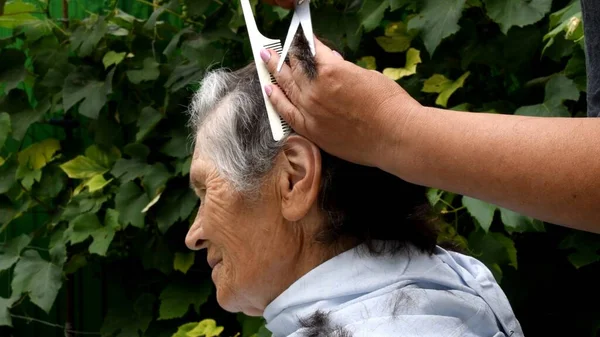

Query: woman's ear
(278, 135), (322, 222)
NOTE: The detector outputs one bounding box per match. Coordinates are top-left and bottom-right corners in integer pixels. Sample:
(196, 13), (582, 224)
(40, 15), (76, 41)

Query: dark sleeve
(581, 0), (600, 117)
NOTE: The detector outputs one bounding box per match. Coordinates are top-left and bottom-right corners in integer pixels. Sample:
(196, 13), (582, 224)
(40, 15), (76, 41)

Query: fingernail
(260, 49), (271, 63)
(264, 85), (273, 97)
(333, 50), (343, 59)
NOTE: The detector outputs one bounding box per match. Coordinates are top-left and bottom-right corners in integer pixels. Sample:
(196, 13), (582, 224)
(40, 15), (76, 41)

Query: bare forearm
(388, 106), (600, 233)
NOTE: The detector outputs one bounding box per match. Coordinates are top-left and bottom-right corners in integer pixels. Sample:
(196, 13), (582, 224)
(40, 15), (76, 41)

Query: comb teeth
(264, 41), (291, 135)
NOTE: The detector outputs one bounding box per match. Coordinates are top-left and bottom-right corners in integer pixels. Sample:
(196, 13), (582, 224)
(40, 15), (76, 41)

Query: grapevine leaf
(407, 0), (466, 56)
(60, 155), (109, 179)
(515, 74), (579, 117)
(499, 207), (545, 233)
(389, 0), (417, 11)
(0, 157), (17, 194)
(462, 196), (496, 232)
(376, 21), (415, 53)
(100, 293), (155, 337)
(172, 322), (201, 337)
(115, 181), (150, 229)
(18, 139), (61, 171)
(0, 234), (31, 271)
(383, 48), (421, 80)
(356, 56), (377, 70)
(11, 250), (63, 314)
(65, 213), (102, 245)
(358, 0), (389, 32)
(187, 319), (225, 337)
(85, 145), (121, 169)
(142, 163), (171, 198)
(111, 158), (150, 182)
(559, 232), (600, 269)
(160, 130), (191, 158)
(0, 49), (26, 95)
(0, 295), (19, 327)
(8, 99), (50, 141)
(468, 230), (518, 283)
(69, 16), (108, 57)
(483, 0), (553, 34)
(49, 226), (67, 266)
(422, 72), (470, 107)
(32, 165), (65, 199)
(84, 174), (113, 193)
(127, 57), (161, 84)
(0, 2), (39, 29)
(62, 66), (113, 119)
(174, 252), (195, 274)
(156, 188), (198, 233)
(103, 51), (127, 69)
(158, 279), (212, 320)
(136, 107), (163, 142)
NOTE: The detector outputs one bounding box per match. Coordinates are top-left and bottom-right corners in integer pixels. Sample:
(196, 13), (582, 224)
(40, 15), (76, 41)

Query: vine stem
(133, 0), (202, 26)
(10, 314), (100, 335)
(0, 0), (6, 15)
(62, 0), (68, 28)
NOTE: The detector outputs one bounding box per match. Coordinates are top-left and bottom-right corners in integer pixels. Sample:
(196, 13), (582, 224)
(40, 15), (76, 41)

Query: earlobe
(279, 136), (322, 222)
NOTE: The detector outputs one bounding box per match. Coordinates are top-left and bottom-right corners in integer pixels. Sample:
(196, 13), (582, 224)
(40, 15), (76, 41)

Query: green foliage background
(0, 0), (599, 336)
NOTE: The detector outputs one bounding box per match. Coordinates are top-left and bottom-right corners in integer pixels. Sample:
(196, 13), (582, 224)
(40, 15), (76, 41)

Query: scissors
(276, 0), (316, 72)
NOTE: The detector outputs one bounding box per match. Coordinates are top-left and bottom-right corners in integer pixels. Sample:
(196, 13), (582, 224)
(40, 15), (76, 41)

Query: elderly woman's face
(185, 134), (327, 316)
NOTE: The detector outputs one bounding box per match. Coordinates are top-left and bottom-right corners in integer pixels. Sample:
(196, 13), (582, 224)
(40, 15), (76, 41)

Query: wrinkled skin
(185, 131), (342, 316)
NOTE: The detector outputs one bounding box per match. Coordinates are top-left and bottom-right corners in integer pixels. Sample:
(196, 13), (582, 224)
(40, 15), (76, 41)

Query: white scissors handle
(276, 0), (315, 72)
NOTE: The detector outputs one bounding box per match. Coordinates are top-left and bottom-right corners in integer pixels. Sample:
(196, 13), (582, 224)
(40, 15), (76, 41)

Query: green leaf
(356, 56), (377, 70)
(174, 252), (195, 274)
(60, 155), (109, 179)
(187, 319), (225, 337)
(156, 188), (198, 233)
(142, 163), (171, 198)
(115, 181), (150, 229)
(383, 48), (421, 80)
(18, 138), (60, 171)
(468, 230), (518, 283)
(515, 74), (580, 117)
(62, 67), (114, 119)
(0, 157), (17, 194)
(70, 16), (108, 57)
(84, 174), (113, 193)
(389, 0), (417, 11)
(160, 130), (191, 158)
(158, 279), (212, 320)
(136, 107), (163, 142)
(483, 0), (552, 35)
(0, 49), (27, 94)
(32, 165), (65, 199)
(0, 234), (32, 271)
(559, 232), (600, 269)
(100, 293), (155, 337)
(127, 57), (160, 84)
(407, 0), (466, 56)
(85, 145), (121, 168)
(11, 250), (63, 314)
(0, 1), (40, 29)
(0, 295), (19, 327)
(8, 98), (50, 141)
(111, 158), (150, 182)
(422, 72), (470, 107)
(0, 112), (11, 150)
(358, 0), (389, 32)
(65, 213), (102, 245)
(60, 191), (109, 222)
(499, 207), (545, 233)
(375, 21), (415, 53)
(462, 196), (496, 232)
(103, 51), (127, 69)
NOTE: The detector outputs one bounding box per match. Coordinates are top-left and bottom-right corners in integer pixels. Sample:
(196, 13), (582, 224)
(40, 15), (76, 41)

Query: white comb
(240, 0), (292, 141)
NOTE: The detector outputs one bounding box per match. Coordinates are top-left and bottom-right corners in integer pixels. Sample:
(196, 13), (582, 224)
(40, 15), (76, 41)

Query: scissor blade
(296, 0), (315, 56)
(277, 13), (301, 72)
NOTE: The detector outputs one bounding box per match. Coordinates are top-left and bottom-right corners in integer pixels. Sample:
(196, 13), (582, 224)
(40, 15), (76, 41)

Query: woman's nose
(185, 224), (206, 250)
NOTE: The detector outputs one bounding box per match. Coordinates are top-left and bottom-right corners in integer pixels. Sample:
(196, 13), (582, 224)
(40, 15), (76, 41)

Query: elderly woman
(184, 35), (524, 337)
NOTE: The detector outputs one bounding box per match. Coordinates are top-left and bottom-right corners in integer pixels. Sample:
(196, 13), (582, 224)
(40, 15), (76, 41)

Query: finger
(261, 48), (301, 103)
(312, 36), (344, 64)
(264, 83), (306, 135)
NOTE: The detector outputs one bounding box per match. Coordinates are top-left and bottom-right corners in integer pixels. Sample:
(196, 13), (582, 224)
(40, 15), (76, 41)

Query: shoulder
(293, 287), (508, 337)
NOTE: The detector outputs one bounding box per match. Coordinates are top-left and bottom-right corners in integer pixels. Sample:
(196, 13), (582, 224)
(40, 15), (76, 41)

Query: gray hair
(187, 63), (287, 194)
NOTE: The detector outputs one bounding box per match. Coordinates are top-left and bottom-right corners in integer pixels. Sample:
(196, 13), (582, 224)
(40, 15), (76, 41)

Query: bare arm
(386, 105), (600, 233)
